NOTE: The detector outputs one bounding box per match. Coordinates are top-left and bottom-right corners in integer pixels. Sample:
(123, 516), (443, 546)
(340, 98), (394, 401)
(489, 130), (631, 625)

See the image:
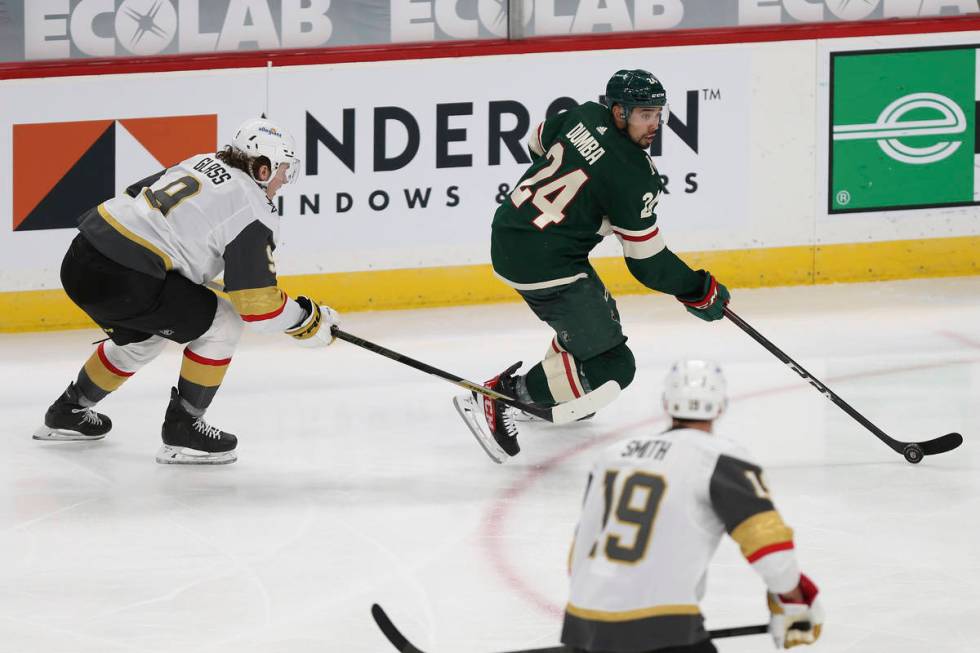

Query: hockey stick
(204, 277), (616, 428)
(330, 327), (618, 426)
(723, 307), (963, 463)
(371, 603), (768, 653)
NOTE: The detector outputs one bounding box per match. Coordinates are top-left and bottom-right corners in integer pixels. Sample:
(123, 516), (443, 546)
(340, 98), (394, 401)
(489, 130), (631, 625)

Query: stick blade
(372, 604), (417, 653)
(550, 381), (621, 424)
(919, 432), (964, 456)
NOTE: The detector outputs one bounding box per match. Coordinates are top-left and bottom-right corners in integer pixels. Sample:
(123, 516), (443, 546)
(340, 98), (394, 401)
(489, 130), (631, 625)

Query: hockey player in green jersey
(455, 70), (731, 463)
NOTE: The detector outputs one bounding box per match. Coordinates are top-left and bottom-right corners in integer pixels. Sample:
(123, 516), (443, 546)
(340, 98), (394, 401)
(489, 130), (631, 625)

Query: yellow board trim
(2, 235), (979, 333)
(730, 510), (794, 560)
(565, 602), (700, 622)
(97, 204), (174, 272)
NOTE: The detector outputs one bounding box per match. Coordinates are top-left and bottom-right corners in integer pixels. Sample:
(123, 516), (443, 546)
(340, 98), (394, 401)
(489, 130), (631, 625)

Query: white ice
(1, 277), (978, 653)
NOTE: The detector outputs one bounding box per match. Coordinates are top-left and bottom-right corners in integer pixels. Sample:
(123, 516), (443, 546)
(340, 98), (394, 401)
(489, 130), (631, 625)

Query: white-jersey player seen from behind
(563, 360), (824, 653)
(33, 118), (340, 465)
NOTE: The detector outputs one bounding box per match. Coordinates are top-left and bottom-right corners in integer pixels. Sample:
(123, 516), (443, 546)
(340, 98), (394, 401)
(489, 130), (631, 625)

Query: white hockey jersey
(561, 429), (801, 652)
(79, 153), (304, 331)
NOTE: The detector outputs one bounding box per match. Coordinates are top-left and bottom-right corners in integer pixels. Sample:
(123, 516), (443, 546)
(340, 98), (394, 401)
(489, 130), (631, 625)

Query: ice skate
(156, 388), (237, 465)
(33, 383), (112, 441)
(453, 362), (522, 463)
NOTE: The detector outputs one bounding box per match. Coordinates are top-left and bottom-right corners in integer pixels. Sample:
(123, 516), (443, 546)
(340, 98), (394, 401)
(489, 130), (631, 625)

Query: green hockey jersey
(491, 101), (701, 297)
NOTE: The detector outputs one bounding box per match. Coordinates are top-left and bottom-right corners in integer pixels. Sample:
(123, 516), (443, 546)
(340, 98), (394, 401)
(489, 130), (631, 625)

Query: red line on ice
(480, 356), (977, 617)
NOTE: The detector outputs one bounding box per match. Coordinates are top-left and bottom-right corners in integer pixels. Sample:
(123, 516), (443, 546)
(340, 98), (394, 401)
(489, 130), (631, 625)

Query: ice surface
(2, 277), (978, 653)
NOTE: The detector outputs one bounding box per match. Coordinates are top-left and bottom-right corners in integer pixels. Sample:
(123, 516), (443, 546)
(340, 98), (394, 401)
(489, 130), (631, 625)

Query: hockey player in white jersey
(33, 118), (339, 465)
(563, 360), (823, 652)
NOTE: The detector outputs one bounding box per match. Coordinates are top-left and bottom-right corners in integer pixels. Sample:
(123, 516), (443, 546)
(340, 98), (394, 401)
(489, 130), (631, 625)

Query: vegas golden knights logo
(12, 114), (216, 231)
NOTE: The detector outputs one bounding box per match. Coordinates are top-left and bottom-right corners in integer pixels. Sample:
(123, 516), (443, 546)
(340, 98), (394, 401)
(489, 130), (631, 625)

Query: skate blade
(32, 425), (106, 441)
(155, 444), (237, 465)
(453, 394), (507, 464)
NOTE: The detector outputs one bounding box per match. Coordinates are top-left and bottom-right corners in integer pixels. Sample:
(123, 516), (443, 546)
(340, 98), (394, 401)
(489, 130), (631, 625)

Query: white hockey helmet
(232, 117), (300, 186)
(662, 360), (728, 421)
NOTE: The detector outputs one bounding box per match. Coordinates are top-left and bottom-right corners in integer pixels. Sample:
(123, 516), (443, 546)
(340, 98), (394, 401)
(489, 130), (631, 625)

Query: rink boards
(1, 26), (978, 331)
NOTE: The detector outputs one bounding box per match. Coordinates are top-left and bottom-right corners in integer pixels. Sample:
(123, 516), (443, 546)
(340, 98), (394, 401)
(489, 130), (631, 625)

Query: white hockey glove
(768, 573), (824, 649)
(285, 295), (340, 347)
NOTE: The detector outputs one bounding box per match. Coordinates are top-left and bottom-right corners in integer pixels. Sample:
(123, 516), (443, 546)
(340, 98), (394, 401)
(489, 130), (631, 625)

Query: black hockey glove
(677, 270), (729, 321)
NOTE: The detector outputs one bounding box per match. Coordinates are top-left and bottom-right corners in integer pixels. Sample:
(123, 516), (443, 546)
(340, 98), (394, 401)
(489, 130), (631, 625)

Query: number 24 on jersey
(510, 143), (589, 231)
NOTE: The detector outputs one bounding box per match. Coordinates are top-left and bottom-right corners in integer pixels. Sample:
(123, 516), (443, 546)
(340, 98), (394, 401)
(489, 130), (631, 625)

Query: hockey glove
(677, 270), (729, 321)
(286, 295), (340, 347)
(768, 573), (824, 649)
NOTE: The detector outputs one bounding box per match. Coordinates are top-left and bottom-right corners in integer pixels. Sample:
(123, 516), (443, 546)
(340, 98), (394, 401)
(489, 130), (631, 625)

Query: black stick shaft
(478, 623), (769, 653)
(331, 328), (553, 421)
(722, 307), (901, 450)
(372, 603), (766, 653)
(708, 623), (770, 638)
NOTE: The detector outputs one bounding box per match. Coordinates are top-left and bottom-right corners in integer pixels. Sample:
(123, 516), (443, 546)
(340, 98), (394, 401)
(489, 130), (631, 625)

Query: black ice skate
(156, 388), (237, 465)
(33, 383), (112, 441)
(453, 362), (522, 463)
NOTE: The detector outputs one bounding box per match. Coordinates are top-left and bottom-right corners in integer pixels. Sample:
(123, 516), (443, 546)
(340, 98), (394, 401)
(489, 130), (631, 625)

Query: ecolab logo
(395, 0), (979, 38)
(25, 0), (332, 59)
(740, 0), (979, 24)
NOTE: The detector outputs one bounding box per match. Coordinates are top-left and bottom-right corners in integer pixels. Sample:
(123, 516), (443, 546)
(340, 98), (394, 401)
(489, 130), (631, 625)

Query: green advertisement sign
(830, 46), (978, 213)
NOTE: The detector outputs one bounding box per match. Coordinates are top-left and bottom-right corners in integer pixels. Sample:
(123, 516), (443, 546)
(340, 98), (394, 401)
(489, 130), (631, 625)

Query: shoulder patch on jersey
(224, 219), (278, 294)
(709, 453), (776, 533)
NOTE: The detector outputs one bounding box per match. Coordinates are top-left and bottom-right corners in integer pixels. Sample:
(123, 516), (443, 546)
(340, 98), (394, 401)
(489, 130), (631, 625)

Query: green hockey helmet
(604, 69), (670, 124)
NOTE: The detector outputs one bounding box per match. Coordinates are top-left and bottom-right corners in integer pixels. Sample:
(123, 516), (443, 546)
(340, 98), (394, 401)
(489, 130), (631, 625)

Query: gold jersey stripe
(731, 510), (794, 560)
(97, 204), (173, 271)
(179, 356), (230, 388)
(228, 287), (285, 318)
(83, 350), (129, 392)
(565, 602), (700, 622)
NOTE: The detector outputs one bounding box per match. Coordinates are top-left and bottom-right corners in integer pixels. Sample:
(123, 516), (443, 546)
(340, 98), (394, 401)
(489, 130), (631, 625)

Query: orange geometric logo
(12, 114), (216, 231)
